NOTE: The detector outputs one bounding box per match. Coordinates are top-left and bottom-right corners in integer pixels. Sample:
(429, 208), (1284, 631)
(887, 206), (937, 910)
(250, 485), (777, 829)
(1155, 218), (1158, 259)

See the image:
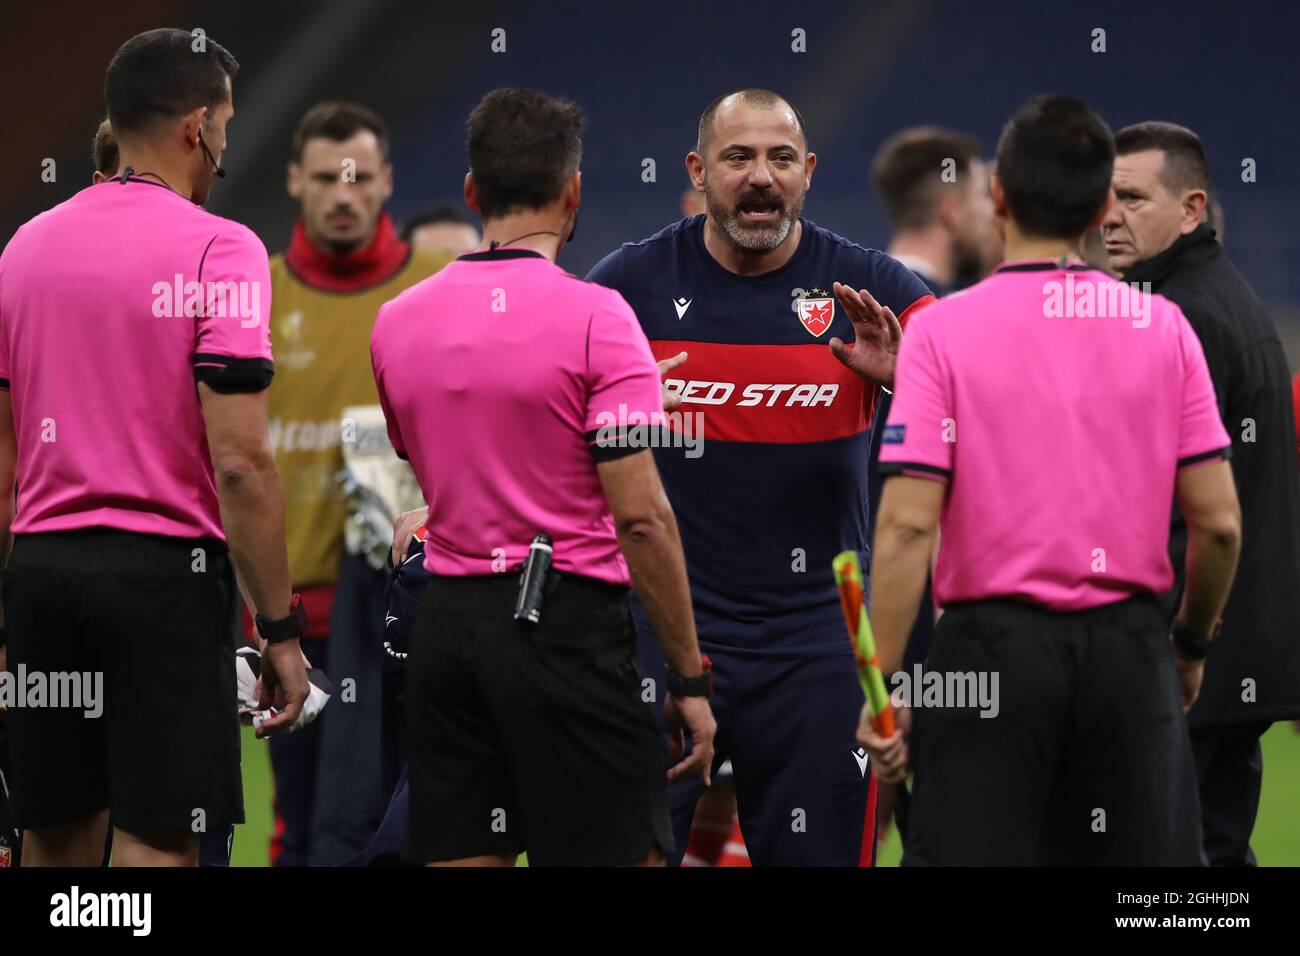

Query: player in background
(865, 126), (1001, 843)
(588, 89), (935, 866)
(264, 102), (450, 867)
(400, 203), (480, 257)
(869, 127), (1001, 297)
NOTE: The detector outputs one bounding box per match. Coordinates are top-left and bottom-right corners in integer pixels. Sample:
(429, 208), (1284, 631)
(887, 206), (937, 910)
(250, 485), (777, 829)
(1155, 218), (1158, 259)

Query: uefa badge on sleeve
(794, 287), (835, 337)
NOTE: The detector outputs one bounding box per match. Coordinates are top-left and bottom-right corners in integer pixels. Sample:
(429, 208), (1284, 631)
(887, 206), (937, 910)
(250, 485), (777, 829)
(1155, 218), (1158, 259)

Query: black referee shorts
(406, 572), (673, 866)
(3, 530), (244, 833)
(902, 593), (1202, 866)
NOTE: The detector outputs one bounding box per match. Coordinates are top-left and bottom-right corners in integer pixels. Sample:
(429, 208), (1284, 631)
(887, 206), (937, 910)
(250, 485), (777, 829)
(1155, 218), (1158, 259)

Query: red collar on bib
(284, 212), (410, 292)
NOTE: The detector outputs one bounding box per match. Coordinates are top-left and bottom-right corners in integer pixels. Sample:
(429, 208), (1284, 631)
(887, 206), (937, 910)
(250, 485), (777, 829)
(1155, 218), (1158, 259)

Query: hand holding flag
(834, 551), (909, 784)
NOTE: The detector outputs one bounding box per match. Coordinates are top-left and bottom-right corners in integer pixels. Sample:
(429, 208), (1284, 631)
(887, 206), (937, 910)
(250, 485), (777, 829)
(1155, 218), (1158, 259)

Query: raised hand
(829, 282), (903, 387)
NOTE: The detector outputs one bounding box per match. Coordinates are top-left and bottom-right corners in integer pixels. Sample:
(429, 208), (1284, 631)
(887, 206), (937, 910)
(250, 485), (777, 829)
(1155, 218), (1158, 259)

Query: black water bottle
(514, 533), (553, 624)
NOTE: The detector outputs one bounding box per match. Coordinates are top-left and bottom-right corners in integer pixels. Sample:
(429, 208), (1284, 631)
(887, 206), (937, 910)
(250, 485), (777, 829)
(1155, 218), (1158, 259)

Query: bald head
(697, 89), (807, 155)
(688, 89), (815, 256)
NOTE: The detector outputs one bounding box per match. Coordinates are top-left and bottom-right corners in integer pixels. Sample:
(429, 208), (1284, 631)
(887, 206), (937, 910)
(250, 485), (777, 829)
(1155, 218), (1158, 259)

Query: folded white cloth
(235, 645), (331, 733)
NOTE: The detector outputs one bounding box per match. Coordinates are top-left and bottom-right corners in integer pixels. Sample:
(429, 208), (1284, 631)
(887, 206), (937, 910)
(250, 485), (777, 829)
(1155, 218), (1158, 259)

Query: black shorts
(902, 593), (1202, 866)
(3, 530), (244, 832)
(407, 573), (672, 865)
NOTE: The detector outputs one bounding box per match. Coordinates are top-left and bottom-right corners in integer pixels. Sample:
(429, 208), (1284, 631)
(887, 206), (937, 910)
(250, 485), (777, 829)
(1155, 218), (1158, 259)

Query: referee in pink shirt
(371, 88), (715, 866)
(858, 95), (1242, 865)
(0, 29), (308, 867)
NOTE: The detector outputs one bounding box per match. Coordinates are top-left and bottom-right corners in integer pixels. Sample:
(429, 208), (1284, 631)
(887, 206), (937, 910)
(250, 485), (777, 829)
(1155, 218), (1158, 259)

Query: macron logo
(672, 297), (692, 320)
(852, 747), (870, 778)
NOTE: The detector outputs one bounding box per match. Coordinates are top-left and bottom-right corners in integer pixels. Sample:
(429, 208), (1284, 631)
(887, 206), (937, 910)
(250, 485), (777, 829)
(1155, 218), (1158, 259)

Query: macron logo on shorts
(852, 747), (870, 778)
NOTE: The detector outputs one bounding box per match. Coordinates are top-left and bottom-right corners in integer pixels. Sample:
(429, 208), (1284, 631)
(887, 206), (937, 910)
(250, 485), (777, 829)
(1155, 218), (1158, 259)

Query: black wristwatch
(667, 655), (713, 698)
(1171, 618), (1220, 662)
(256, 594), (308, 644)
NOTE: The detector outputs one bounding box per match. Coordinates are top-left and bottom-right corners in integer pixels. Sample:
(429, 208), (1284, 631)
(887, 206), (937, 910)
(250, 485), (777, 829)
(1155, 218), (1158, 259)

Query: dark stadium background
(4, 0), (1299, 328)
(2, 0), (1298, 865)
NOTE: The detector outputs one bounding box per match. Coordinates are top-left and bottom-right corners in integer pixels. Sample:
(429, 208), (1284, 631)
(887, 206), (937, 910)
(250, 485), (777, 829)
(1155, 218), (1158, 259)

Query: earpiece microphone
(198, 133), (226, 178)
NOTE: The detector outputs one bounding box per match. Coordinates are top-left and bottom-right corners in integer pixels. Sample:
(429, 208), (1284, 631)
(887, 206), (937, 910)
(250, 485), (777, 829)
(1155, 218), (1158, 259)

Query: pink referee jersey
(879, 259), (1231, 611)
(0, 178), (273, 541)
(372, 248), (665, 585)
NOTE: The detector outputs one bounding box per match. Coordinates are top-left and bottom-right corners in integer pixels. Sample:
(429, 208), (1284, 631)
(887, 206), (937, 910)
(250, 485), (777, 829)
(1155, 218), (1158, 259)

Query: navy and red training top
(588, 216), (933, 656)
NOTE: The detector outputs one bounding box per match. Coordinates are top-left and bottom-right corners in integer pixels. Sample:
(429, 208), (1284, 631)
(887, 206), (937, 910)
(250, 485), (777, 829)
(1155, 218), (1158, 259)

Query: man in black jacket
(1104, 121), (1300, 865)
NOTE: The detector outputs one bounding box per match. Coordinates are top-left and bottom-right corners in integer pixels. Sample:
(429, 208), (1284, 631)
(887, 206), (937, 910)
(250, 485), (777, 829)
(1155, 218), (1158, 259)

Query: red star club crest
(796, 288), (835, 337)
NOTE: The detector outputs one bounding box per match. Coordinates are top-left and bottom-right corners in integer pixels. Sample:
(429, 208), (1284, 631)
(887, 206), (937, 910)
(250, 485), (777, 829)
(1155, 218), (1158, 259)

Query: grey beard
(708, 197), (800, 252)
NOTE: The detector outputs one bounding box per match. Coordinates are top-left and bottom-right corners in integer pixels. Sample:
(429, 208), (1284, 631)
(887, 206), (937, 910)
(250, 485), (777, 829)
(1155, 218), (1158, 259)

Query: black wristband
(1171, 620), (1216, 662)
(667, 655), (713, 698)
(256, 594), (308, 644)
(0, 625), (6, 650)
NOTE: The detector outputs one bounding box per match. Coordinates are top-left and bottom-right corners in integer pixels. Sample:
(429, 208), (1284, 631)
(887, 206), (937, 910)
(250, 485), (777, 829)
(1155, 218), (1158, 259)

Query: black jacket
(1126, 224), (1300, 727)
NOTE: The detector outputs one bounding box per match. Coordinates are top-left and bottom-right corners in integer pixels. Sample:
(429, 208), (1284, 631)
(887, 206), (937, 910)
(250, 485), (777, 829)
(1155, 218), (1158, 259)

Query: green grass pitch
(231, 722), (1300, 867)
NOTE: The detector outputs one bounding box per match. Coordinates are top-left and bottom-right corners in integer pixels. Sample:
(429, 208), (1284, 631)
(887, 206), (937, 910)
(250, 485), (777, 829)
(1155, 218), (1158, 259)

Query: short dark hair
(995, 94), (1115, 239)
(92, 118), (119, 176)
(871, 127), (984, 231)
(292, 101), (390, 162)
(466, 88), (585, 220)
(1115, 121), (1211, 197)
(400, 203), (475, 241)
(105, 28), (238, 137)
(697, 89), (808, 153)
